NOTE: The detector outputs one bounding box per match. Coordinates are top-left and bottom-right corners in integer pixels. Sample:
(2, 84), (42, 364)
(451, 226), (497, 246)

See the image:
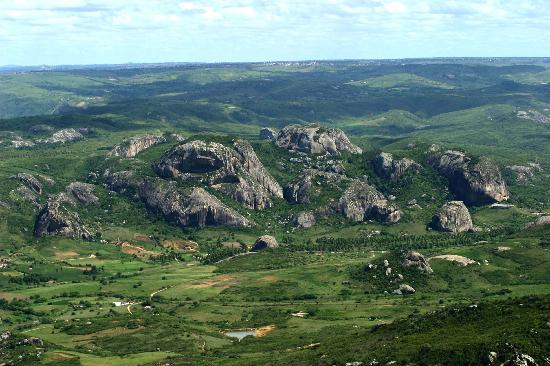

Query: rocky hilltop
(428, 150), (509, 206)
(431, 201), (473, 233)
(338, 179), (401, 223)
(373, 152), (417, 180)
(34, 182), (97, 239)
(274, 124), (362, 155)
(138, 179), (252, 228)
(103, 171), (252, 228)
(154, 140), (282, 209)
(108, 134), (166, 158)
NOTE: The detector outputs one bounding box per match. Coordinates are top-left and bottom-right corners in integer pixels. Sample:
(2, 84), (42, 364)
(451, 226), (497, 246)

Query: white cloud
(383, 1), (407, 14)
(2, 0), (550, 64)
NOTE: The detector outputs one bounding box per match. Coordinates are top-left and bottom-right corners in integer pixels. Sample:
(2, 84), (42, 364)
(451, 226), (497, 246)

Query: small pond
(225, 330), (256, 341)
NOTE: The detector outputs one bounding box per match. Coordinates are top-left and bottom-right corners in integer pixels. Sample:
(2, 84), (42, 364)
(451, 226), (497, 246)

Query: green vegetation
(0, 59), (549, 365)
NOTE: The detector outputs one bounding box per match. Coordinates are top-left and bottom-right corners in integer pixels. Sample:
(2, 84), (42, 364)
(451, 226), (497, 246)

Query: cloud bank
(1, 0), (549, 64)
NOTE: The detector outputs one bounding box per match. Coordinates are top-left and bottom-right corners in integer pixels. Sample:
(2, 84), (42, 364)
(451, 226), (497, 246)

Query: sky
(0, 0), (549, 65)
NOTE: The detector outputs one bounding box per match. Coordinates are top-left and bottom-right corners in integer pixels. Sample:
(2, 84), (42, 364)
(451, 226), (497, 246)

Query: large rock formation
(34, 196), (92, 239)
(65, 182), (99, 205)
(284, 173), (313, 204)
(154, 140), (282, 209)
(10, 173), (42, 194)
(294, 211), (316, 228)
(402, 251), (433, 273)
(110, 176), (252, 228)
(506, 163), (542, 185)
(108, 134), (166, 158)
(39, 128), (84, 144)
(252, 235), (279, 251)
(338, 180), (401, 223)
(428, 150), (509, 206)
(283, 169), (348, 205)
(373, 152), (417, 180)
(431, 201), (473, 233)
(274, 124), (362, 155)
(259, 127), (277, 141)
(103, 170), (136, 194)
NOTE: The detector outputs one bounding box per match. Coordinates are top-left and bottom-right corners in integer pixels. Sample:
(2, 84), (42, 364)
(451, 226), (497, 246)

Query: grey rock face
(402, 251), (433, 273)
(259, 127), (277, 140)
(294, 211), (316, 228)
(338, 180), (401, 223)
(138, 179), (252, 228)
(65, 182), (99, 205)
(431, 201), (473, 233)
(284, 173), (313, 204)
(252, 235), (279, 251)
(103, 170), (135, 193)
(154, 140), (281, 209)
(10, 173), (42, 194)
(34, 196), (92, 239)
(428, 150), (509, 206)
(284, 169), (348, 205)
(213, 177), (273, 210)
(373, 152), (417, 180)
(275, 124), (362, 155)
(108, 134), (166, 158)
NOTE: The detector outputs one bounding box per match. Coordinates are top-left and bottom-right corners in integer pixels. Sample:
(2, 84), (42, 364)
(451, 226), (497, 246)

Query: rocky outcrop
(34, 196), (91, 239)
(393, 284), (415, 295)
(338, 180), (401, 223)
(11, 137), (36, 149)
(10, 173), (42, 194)
(213, 177), (273, 210)
(138, 179), (251, 228)
(431, 201), (473, 233)
(274, 124), (362, 155)
(108, 134), (166, 158)
(373, 152), (417, 180)
(506, 163), (542, 184)
(500, 353), (538, 366)
(252, 235), (279, 251)
(428, 150), (509, 206)
(154, 140), (282, 209)
(65, 182), (99, 205)
(284, 173), (313, 204)
(39, 128), (84, 144)
(294, 211), (316, 228)
(103, 170), (136, 193)
(402, 251), (433, 273)
(526, 215), (550, 228)
(284, 169), (348, 205)
(259, 127), (277, 140)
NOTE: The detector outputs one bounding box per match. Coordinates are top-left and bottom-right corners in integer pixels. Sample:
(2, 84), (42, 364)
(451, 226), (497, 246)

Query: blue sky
(1, 0), (549, 65)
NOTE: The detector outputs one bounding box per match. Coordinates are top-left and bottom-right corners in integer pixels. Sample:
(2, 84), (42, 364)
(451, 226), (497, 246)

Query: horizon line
(2, 56), (550, 70)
